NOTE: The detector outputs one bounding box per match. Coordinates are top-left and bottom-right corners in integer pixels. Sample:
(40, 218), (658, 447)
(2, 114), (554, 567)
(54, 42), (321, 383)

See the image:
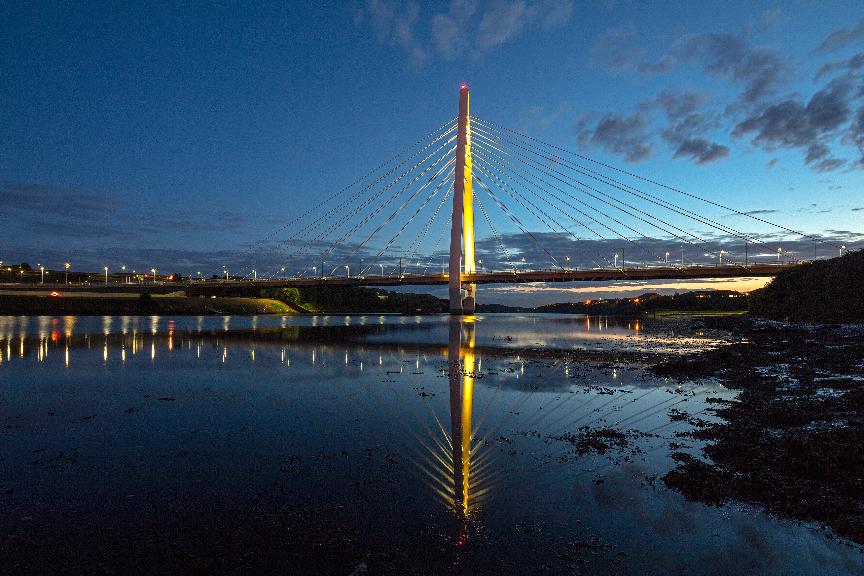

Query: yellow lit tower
(449, 83), (476, 314)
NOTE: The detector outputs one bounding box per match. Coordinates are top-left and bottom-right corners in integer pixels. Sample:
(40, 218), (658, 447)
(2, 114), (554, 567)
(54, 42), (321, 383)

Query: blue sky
(1, 1), (862, 302)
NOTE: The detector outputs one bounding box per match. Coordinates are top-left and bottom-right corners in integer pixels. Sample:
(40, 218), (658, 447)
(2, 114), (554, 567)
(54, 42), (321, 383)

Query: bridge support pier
(449, 84), (476, 314)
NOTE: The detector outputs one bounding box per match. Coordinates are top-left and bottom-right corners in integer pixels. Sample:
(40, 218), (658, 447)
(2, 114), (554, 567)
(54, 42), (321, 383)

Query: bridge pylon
(449, 84), (476, 314)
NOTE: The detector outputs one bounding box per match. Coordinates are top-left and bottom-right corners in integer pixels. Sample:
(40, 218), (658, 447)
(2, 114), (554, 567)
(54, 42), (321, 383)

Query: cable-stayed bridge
(234, 84), (836, 312)
(34, 85), (846, 309)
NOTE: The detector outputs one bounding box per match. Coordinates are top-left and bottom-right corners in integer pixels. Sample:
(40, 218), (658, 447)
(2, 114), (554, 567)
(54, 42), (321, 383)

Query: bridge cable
(472, 161), (571, 271)
(471, 170), (563, 271)
(470, 116), (841, 249)
(357, 167), (455, 277)
(472, 154), (610, 270)
(473, 132), (750, 270)
(472, 137), (670, 270)
(278, 127), (457, 275)
(472, 121), (766, 261)
(471, 151), (620, 269)
(406, 185), (453, 275)
(473, 188), (517, 273)
(472, 129), (731, 267)
(287, 137), (456, 276)
(473, 119), (768, 252)
(240, 117), (456, 276)
(330, 155), (457, 276)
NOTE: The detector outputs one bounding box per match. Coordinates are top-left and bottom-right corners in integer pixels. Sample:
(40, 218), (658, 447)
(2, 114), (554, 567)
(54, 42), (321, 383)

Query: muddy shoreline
(650, 315), (864, 545)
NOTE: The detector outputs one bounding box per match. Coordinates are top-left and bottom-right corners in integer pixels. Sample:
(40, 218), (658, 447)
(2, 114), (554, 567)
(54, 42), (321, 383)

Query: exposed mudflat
(652, 316), (864, 544)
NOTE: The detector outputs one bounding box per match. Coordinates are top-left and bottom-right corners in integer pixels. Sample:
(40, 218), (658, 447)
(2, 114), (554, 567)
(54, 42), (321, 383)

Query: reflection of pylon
(449, 84), (476, 314)
(448, 317), (475, 516)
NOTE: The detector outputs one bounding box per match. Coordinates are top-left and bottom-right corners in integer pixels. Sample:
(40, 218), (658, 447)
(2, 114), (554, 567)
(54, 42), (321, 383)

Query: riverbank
(650, 315), (864, 545)
(0, 294), (297, 315)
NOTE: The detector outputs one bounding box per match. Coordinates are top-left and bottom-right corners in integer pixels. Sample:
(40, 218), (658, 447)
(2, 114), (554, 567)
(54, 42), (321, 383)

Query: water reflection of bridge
(0, 313), (728, 545)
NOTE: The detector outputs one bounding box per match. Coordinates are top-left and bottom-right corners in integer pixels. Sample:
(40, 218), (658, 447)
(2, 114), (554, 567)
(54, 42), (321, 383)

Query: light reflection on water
(0, 314), (861, 574)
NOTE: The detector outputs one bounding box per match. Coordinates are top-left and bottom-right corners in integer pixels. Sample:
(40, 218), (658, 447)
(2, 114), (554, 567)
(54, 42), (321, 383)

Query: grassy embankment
(0, 294), (297, 315)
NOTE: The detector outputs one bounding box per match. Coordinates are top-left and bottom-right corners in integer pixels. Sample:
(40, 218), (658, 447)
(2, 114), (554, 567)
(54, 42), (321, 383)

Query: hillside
(749, 250), (864, 322)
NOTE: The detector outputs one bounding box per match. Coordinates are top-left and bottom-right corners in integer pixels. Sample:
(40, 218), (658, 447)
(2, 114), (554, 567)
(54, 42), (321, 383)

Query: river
(1, 314), (861, 574)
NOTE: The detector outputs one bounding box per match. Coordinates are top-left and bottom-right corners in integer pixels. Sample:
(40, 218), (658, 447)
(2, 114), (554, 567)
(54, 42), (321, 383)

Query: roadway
(0, 263), (800, 296)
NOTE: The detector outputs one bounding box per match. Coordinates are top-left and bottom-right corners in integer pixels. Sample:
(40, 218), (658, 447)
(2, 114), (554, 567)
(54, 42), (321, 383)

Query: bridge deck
(0, 263), (798, 295)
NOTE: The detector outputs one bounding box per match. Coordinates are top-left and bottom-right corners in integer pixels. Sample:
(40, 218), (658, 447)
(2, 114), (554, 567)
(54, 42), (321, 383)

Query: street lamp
(39, 264), (45, 284)
(614, 253), (619, 269)
(104, 265), (109, 285)
(121, 265), (127, 284)
(379, 263), (384, 276)
(281, 266), (286, 279)
(64, 262), (71, 284)
(565, 256), (570, 270)
(719, 249), (726, 265)
(840, 245), (846, 256)
(777, 247), (782, 262)
(223, 267), (229, 281)
(345, 265), (350, 278)
(478, 259), (483, 271)
(252, 269), (257, 281)
(664, 251), (669, 265)
(151, 268), (157, 283)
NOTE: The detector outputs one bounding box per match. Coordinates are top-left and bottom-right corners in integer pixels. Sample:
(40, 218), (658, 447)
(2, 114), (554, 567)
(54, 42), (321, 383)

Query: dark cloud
(1, 181), (117, 220)
(815, 51), (864, 80)
(673, 32), (793, 103)
(732, 78), (853, 170)
(470, 231), (857, 272)
(672, 138), (730, 164)
(642, 90), (730, 165)
(814, 18), (864, 53)
(364, 0), (574, 62)
(842, 106), (864, 168)
(576, 89), (731, 166)
(649, 90), (706, 120)
(590, 25), (644, 73)
(577, 111), (652, 162)
(359, 0), (428, 63)
(737, 209), (779, 216)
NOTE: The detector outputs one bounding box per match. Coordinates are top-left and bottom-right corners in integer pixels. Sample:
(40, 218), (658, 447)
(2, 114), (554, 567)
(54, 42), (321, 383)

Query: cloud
(644, 90), (730, 165)
(735, 209), (779, 216)
(814, 18), (864, 53)
(590, 24), (644, 73)
(430, 0), (475, 59)
(477, 0), (531, 49)
(577, 111), (652, 162)
(0, 181), (118, 220)
(361, 0), (574, 62)
(649, 90), (706, 120)
(732, 77), (854, 170)
(814, 51), (864, 80)
(843, 106), (864, 168)
(359, 0), (428, 63)
(576, 89), (730, 166)
(540, 0), (574, 28)
(673, 32), (793, 104)
(672, 139), (731, 164)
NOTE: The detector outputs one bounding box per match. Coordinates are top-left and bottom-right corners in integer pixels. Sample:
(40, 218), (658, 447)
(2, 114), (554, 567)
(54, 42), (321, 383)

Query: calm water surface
(1, 314), (861, 574)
